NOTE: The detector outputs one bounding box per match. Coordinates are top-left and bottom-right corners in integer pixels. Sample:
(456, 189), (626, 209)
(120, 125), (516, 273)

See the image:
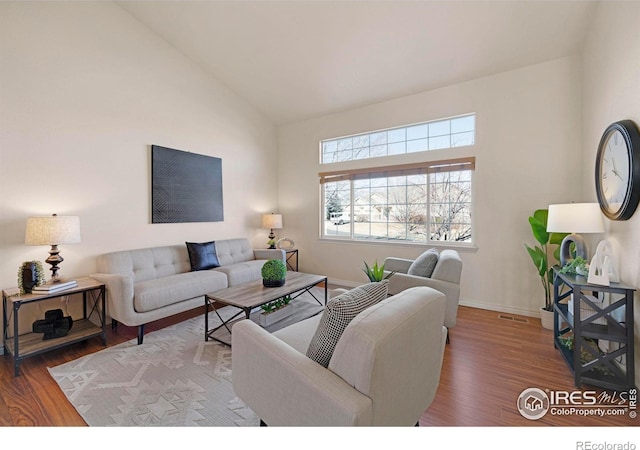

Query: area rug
(48, 289), (325, 426)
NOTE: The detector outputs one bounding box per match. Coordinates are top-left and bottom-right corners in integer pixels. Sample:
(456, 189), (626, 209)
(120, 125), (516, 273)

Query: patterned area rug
(48, 290), (325, 426)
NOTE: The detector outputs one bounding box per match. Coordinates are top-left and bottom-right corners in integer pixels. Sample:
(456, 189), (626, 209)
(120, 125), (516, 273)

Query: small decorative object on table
(261, 259), (287, 287)
(559, 256), (589, 277)
(363, 260), (394, 282)
(588, 240), (619, 286)
(276, 237), (295, 251)
(17, 260), (46, 294)
(32, 308), (73, 340)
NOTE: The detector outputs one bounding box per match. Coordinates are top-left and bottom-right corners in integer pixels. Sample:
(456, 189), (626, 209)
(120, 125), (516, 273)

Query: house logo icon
(517, 388), (550, 420)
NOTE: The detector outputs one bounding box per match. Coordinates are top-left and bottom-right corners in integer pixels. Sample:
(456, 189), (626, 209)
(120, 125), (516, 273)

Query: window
(321, 114), (475, 164)
(320, 158), (475, 244)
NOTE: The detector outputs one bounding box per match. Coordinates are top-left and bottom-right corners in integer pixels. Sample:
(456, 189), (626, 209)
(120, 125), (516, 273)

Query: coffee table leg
(204, 296), (210, 341)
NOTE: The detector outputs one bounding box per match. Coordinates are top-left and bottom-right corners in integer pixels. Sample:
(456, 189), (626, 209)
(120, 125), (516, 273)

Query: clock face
(595, 120), (640, 220)
(599, 129), (630, 212)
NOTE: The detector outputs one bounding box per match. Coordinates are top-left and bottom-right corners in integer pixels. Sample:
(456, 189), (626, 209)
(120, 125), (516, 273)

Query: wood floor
(0, 304), (637, 427)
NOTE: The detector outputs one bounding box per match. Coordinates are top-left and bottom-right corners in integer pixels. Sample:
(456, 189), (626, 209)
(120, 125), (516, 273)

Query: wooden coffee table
(204, 272), (327, 345)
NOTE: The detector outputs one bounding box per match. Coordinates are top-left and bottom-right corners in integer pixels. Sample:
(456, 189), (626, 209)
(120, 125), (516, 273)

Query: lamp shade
(546, 203), (604, 234)
(25, 215), (81, 245)
(262, 213), (283, 230)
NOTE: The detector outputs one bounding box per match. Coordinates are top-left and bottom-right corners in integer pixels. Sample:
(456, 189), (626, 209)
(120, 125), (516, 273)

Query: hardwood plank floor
(0, 305), (636, 427)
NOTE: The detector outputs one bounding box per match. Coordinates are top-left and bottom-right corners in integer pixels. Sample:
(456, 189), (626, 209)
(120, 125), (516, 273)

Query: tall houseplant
(524, 209), (567, 313)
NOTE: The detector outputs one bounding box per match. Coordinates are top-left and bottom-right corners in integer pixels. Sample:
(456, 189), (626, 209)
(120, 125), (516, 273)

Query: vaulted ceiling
(118, 1), (597, 125)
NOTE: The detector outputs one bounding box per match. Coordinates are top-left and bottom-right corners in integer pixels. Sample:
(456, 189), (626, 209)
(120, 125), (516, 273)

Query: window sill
(318, 237), (478, 253)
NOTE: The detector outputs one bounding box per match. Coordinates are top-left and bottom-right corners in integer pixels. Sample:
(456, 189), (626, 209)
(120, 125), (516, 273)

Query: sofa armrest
(232, 319), (372, 426)
(382, 257), (412, 274)
(90, 273), (135, 325)
(253, 248), (285, 262)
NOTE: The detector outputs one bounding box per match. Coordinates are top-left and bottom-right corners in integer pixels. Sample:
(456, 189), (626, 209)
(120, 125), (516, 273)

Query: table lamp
(25, 214), (81, 282)
(262, 213), (283, 249)
(546, 203), (604, 266)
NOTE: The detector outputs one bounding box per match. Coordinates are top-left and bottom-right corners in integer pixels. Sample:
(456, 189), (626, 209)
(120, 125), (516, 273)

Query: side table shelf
(2, 277), (106, 376)
(552, 267), (636, 391)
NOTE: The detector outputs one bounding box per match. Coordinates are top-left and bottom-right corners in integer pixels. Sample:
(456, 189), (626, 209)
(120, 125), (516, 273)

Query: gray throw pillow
(306, 280), (389, 368)
(408, 248), (439, 278)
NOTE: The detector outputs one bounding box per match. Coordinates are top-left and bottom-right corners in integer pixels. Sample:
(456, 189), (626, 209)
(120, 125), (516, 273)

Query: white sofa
(91, 238), (284, 344)
(232, 286), (447, 426)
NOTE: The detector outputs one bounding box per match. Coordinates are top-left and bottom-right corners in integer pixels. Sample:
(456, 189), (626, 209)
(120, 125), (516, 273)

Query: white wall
(581, 1), (640, 387)
(0, 3), (278, 339)
(278, 56), (583, 317)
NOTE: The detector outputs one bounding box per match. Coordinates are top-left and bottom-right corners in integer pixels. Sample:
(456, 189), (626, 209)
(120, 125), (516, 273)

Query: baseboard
(327, 277), (361, 290)
(459, 298), (539, 318)
(327, 281), (541, 319)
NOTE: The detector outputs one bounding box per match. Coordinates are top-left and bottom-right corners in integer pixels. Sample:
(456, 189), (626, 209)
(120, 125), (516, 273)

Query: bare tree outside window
(324, 170), (472, 243)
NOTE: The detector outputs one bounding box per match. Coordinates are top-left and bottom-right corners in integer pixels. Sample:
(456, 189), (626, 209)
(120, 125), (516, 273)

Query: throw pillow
(185, 241), (220, 271)
(306, 280), (389, 368)
(408, 248), (439, 278)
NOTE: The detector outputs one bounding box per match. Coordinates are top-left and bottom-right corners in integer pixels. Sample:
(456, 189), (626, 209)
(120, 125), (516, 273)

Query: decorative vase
(20, 261), (38, 294)
(263, 278), (285, 288)
(540, 307), (555, 330)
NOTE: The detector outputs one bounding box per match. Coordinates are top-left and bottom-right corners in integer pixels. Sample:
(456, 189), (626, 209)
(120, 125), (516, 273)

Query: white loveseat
(232, 286), (447, 426)
(91, 238), (284, 344)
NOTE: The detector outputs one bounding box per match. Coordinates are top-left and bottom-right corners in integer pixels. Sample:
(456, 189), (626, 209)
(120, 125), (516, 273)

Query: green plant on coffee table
(363, 260), (394, 282)
(260, 295), (293, 314)
(261, 259), (286, 281)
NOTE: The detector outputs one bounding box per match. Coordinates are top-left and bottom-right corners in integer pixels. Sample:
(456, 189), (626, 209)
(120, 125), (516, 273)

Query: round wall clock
(595, 120), (640, 220)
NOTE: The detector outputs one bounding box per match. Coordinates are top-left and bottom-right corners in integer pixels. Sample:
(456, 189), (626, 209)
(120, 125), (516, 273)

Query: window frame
(321, 114), (475, 164)
(319, 157), (476, 246)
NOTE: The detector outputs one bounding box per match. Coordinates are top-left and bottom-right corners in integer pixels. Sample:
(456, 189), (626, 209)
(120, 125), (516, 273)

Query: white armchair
(232, 287), (447, 426)
(384, 249), (462, 329)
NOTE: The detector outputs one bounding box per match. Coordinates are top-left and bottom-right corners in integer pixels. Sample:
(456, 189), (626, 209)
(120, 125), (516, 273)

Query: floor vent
(498, 313), (529, 324)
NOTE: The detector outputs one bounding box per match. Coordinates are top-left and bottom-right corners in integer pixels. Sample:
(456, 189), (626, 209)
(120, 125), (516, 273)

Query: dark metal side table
(2, 277), (106, 376)
(285, 249), (299, 271)
(552, 267), (635, 391)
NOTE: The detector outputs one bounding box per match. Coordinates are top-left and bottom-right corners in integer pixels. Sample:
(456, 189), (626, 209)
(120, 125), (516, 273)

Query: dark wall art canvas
(151, 145), (224, 223)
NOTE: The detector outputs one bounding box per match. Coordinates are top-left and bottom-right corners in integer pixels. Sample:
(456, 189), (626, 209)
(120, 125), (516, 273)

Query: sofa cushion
(214, 260), (269, 286)
(134, 270), (228, 313)
(214, 238), (255, 266)
(408, 248), (439, 278)
(186, 241), (220, 271)
(306, 280), (388, 368)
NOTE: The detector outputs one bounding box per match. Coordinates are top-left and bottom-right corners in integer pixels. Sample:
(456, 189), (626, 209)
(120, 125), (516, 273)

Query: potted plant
(17, 260), (46, 294)
(363, 260), (394, 282)
(524, 209), (567, 329)
(259, 294), (293, 326)
(261, 259), (287, 287)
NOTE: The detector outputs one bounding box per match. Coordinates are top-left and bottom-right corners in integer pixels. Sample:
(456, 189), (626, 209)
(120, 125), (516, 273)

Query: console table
(552, 267), (635, 391)
(2, 277), (106, 376)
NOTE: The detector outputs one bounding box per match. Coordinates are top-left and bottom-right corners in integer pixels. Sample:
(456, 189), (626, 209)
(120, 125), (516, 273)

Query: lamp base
(559, 234), (587, 267)
(267, 229), (276, 249)
(45, 244), (64, 282)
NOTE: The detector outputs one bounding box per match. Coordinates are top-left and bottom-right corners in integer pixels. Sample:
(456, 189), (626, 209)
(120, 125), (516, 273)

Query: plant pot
(20, 262), (38, 294)
(263, 278), (285, 288)
(259, 304), (293, 326)
(540, 307), (555, 330)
